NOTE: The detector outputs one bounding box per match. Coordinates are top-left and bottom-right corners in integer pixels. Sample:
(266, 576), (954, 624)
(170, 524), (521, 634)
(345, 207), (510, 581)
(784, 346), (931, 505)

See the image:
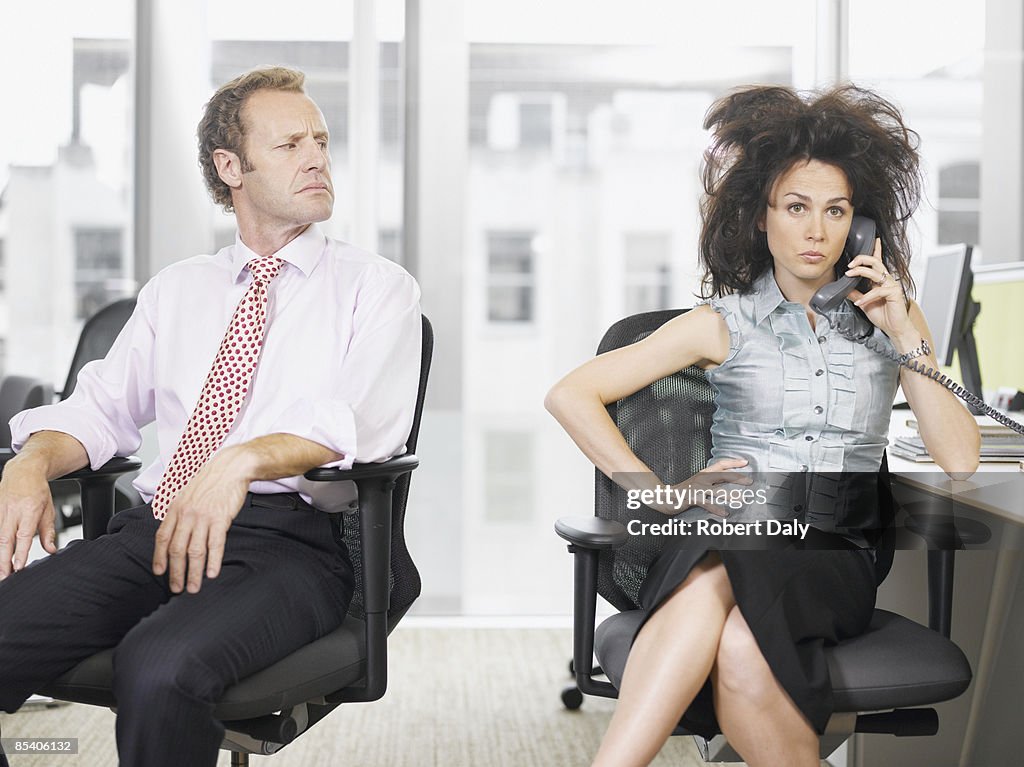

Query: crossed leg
(712, 606), (819, 767)
(591, 553), (819, 767)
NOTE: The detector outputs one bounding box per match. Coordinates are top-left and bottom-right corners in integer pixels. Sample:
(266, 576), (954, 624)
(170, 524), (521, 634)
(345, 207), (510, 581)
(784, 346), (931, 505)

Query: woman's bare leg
(711, 606), (819, 767)
(591, 553), (734, 767)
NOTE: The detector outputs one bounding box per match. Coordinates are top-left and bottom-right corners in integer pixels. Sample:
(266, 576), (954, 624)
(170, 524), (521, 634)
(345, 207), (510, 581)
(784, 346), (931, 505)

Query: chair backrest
(592, 309), (897, 611)
(0, 375), (55, 448)
(342, 315), (433, 625)
(60, 298), (137, 400)
(594, 309), (715, 611)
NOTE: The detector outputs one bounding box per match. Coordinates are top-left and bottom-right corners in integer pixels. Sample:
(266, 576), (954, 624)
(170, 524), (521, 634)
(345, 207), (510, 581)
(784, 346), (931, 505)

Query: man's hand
(152, 446), (252, 594)
(0, 462), (58, 579)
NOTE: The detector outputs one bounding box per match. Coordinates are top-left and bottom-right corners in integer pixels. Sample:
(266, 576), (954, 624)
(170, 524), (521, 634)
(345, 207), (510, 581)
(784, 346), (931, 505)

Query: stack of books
(892, 418), (1024, 463)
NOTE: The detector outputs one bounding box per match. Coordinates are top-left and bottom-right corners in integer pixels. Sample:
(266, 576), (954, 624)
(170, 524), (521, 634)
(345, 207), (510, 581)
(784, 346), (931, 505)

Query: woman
(545, 85), (980, 767)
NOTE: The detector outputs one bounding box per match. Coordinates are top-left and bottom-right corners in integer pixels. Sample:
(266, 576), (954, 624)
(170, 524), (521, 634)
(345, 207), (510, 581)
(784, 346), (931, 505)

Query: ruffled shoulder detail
(700, 297), (742, 368)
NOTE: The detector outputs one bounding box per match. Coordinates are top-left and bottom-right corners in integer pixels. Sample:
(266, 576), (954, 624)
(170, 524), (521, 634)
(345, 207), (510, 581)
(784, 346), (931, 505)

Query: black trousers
(0, 494), (354, 767)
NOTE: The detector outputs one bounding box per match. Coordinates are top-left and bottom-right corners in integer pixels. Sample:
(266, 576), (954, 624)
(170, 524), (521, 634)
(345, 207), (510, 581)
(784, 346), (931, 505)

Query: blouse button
(815, 369), (824, 376)
(805, 435), (814, 442)
(814, 405), (824, 415)
(818, 336), (827, 344)
(800, 464), (809, 472)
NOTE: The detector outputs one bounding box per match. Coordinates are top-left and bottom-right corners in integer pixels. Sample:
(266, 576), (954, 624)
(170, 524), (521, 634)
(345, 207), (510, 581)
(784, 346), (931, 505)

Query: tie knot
(247, 256), (284, 284)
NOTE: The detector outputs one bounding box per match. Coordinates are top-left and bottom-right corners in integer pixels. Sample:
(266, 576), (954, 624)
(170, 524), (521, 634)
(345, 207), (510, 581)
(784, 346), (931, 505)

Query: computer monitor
(917, 243), (982, 408)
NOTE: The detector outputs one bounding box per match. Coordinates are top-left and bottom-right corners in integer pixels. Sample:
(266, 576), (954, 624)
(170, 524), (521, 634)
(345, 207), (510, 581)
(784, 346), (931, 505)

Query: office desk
(851, 412), (1023, 767)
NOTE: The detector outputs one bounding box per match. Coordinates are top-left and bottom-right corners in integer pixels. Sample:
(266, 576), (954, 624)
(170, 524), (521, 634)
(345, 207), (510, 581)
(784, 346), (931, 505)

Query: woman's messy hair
(698, 84), (922, 298)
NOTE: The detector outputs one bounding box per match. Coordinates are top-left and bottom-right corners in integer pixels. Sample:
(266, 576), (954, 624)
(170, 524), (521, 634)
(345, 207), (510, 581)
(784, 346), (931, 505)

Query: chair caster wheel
(561, 684), (584, 710)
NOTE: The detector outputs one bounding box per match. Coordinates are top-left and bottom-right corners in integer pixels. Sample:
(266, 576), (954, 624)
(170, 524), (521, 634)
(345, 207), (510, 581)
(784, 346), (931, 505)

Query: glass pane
(203, 0), (402, 256)
(0, 2), (135, 384)
(848, 0), (984, 253)
(458, 1), (817, 614)
(205, 1), (354, 245)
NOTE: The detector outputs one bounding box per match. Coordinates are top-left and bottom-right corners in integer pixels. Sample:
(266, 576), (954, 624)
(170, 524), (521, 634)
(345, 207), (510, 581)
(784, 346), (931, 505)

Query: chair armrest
(557, 515), (622, 699)
(555, 515), (629, 549)
(302, 453), (419, 703)
(303, 454), (419, 483)
(303, 454), (420, 617)
(0, 450), (142, 540)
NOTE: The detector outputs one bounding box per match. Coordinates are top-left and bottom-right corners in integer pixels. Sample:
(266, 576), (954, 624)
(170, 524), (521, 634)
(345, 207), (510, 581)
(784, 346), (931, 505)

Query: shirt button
(818, 336), (827, 344)
(814, 405), (824, 414)
(815, 369), (824, 377)
(800, 465), (809, 472)
(805, 435), (814, 442)
(793, 504), (804, 512)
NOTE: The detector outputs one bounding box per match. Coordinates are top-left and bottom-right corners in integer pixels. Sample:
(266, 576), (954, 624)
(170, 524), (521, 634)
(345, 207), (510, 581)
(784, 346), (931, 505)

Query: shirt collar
(751, 269), (790, 325)
(229, 224), (326, 282)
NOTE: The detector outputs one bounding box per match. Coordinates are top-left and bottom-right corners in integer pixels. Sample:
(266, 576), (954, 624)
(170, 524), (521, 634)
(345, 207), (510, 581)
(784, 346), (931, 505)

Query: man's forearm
(219, 433), (343, 484)
(8, 431), (90, 480)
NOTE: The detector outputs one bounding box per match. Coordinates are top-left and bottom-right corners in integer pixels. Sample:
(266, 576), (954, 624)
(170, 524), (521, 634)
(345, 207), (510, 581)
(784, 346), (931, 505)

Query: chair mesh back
(592, 310), (897, 608)
(594, 310), (716, 612)
(62, 299), (137, 400)
(342, 316), (432, 623)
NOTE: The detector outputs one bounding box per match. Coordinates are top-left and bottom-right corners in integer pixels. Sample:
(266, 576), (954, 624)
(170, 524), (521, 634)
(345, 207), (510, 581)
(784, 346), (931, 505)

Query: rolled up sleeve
(267, 268), (422, 469)
(9, 283), (158, 470)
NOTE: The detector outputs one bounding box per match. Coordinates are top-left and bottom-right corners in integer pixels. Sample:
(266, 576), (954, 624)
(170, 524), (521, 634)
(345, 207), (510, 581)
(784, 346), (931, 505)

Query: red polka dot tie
(151, 256), (285, 519)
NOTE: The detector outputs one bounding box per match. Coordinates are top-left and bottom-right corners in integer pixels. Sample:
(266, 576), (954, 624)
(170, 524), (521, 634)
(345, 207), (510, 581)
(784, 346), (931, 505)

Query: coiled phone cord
(822, 313), (1024, 437)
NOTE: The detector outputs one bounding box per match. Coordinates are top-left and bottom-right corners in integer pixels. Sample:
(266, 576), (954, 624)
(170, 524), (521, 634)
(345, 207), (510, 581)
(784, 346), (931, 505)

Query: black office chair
(555, 309), (972, 762)
(0, 315), (432, 766)
(0, 375), (54, 449)
(45, 298), (143, 526)
(58, 298), (138, 401)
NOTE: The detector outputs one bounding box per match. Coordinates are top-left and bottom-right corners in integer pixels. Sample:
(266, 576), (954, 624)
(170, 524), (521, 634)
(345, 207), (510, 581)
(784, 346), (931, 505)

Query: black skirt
(635, 534), (878, 738)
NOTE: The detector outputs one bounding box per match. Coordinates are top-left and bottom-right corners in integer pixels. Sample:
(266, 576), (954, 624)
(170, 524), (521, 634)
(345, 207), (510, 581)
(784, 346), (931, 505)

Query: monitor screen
(918, 244), (974, 367)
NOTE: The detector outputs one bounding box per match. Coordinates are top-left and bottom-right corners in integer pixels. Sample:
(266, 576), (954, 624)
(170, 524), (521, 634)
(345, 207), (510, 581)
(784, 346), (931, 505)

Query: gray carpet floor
(1, 626), (722, 766)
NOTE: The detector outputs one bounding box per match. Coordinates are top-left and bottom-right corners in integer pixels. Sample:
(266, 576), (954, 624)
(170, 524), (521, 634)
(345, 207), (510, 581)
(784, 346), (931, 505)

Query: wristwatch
(896, 338), (931, 366)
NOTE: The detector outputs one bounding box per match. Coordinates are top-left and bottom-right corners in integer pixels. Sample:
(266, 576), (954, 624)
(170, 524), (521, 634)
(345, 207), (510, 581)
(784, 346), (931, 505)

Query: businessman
(0, 66), (421, 766)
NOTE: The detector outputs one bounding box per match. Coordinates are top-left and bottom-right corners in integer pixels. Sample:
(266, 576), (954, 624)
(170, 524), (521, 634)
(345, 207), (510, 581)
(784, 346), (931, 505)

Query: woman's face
(758, 159), (854, 296)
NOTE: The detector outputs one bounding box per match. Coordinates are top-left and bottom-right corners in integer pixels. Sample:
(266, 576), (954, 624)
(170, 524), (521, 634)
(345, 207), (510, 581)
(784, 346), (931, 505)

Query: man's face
(232, 89), (334, 230)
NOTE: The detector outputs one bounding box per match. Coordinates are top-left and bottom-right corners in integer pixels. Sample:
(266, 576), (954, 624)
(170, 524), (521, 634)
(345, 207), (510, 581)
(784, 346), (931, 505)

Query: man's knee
(112, 634), (221, 707)
(714, 607), (774, 700)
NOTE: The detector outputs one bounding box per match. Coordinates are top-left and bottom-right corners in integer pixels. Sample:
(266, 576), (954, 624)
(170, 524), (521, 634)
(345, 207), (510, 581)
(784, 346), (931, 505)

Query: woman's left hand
(844, 238), (915, 338)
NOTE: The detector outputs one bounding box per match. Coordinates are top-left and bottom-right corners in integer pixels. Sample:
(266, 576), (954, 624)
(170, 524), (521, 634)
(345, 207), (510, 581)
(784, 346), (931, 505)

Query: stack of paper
(891, 418), (1024, 463)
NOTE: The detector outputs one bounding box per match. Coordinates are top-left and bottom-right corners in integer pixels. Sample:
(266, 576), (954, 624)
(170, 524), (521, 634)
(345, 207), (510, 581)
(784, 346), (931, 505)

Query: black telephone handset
(809, 216), (877, 314)
(808, 215), (1024, 436)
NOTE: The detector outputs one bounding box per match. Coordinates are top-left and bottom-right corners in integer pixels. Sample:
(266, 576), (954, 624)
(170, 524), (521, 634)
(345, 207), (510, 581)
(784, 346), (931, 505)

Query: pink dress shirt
(9, 224), (422, 511)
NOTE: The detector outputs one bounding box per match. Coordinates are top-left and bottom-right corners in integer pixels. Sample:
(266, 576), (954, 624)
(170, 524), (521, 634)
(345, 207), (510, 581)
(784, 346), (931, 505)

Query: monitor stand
(956, 298), (984, 415)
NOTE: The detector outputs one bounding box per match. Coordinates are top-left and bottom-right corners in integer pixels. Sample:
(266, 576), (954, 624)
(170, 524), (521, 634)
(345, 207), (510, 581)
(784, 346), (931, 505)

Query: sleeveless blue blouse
(703, 271), (900, 540)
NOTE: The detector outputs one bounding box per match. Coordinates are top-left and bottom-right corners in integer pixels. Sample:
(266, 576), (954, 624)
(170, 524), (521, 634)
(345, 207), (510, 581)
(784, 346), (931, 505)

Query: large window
(0, 2), (134, 386)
